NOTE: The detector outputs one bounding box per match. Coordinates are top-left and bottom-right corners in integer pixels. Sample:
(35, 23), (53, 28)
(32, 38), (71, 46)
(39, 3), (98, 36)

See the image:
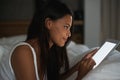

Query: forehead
(55, 15), (72, 26)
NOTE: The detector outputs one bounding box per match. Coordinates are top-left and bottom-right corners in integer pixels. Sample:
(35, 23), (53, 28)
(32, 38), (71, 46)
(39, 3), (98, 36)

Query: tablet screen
(92, 40), (120, 69)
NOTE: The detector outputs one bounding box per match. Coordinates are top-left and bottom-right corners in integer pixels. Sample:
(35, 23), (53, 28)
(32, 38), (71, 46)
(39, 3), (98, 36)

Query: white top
(0, 42), (40, 80)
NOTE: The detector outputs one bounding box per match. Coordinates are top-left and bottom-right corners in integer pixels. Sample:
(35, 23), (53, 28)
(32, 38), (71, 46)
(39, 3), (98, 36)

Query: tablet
(92, 39), (120, 69)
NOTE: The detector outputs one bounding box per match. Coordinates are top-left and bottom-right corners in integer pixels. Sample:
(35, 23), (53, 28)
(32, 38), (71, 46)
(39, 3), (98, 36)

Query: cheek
(49, 28), (58, 39)
(49, 25), (62, 40)
(50, 29), (62, 41)
(50, 29), (65, 46)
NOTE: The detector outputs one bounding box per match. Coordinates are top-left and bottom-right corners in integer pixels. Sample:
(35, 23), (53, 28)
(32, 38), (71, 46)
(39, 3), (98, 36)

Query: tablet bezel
(92, 39), (120, 69)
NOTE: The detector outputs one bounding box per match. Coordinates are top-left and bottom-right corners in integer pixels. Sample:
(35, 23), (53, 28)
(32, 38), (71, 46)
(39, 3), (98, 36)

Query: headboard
(0, 20), (84, 43)
(0, 20), (83, 37)
(0, 21), (30, 38)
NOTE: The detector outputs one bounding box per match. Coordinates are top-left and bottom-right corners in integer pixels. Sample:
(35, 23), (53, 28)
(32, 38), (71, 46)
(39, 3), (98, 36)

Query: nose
(67, 30), (71, 37)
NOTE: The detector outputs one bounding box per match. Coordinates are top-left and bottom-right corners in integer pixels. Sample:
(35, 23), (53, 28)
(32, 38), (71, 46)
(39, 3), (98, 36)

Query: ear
(45, 18), (52, 30)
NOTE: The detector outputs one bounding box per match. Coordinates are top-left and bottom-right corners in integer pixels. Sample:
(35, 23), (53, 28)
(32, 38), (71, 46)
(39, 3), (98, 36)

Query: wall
(0, 0), (83, 21)
(0, 0), (35, 21)
(84, 0), (101, 48)
(60, 0), (81, 11)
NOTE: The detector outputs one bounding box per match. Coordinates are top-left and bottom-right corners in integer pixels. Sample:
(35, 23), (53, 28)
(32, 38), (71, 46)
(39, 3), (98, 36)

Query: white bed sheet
(0, 35), (120, 80)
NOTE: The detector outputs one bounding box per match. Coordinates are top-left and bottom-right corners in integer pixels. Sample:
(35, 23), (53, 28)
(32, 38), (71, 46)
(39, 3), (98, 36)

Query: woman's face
(46, 15), (72, 47)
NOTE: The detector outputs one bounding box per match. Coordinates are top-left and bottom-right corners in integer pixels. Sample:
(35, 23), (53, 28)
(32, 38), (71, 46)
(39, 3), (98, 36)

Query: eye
(64, 25), (70, 30)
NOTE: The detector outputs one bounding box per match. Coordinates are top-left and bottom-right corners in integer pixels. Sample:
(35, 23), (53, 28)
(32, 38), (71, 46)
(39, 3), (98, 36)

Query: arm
(11, 45), (37, 80)
(76, 49), (98, 80)
(60, 49), (98, 80)
(60, 62), (78, 80)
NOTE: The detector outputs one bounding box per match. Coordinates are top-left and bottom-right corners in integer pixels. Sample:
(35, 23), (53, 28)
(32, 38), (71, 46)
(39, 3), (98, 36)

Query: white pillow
(0, 35), (26, 45)
(0, 45), (5, 61)
(0, 35), (26, 62)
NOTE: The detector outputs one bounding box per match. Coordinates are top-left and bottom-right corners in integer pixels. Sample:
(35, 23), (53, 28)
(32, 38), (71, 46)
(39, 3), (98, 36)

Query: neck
(49, 39), (53, 48)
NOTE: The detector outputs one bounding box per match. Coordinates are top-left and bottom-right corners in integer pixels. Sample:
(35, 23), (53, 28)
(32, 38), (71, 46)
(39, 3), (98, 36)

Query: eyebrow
(66, 24), (72, 28)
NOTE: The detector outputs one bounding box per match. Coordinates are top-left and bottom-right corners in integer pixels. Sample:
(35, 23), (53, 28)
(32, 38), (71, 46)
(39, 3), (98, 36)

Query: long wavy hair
(26, 1), (73, 80)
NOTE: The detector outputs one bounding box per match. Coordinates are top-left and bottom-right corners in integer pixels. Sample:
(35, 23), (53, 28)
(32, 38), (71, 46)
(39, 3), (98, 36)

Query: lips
(63, 37), (67, 42)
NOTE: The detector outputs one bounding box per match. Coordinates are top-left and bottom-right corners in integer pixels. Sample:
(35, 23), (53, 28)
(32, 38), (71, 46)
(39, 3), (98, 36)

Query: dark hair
(26, 1), (73, 80)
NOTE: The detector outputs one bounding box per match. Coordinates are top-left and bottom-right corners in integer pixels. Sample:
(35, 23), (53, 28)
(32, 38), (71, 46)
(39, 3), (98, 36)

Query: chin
(58, 43), (65, 47)
(60, 44), (65, 47)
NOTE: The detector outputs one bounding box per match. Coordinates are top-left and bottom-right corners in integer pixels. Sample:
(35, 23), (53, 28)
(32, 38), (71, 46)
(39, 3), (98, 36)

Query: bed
(0, 21), (120, 80)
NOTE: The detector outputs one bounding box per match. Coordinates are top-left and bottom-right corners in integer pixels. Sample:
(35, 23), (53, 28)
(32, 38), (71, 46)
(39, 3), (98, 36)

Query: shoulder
(10, 43), (38, 79)
(13, 43), (32, 54)
(10, 42), (37, 69)
(11, 43), (34, 62)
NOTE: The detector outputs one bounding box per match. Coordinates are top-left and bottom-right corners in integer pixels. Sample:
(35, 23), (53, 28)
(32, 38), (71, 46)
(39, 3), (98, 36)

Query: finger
(83, 59), (93, 71)
(90, 48), (99, 56)
(82, 48), (98, 60)
(90, 58), (96, 65)
(86, 48), (98, 59)
(88, 58), (96, 69)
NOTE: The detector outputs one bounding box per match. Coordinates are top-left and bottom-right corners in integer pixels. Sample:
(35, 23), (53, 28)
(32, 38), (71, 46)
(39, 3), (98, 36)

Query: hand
(76, 49), (98, 80)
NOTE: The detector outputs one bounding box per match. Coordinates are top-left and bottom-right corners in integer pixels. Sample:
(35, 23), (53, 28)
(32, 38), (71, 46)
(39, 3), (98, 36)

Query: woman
(2, 1), (97, 80)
